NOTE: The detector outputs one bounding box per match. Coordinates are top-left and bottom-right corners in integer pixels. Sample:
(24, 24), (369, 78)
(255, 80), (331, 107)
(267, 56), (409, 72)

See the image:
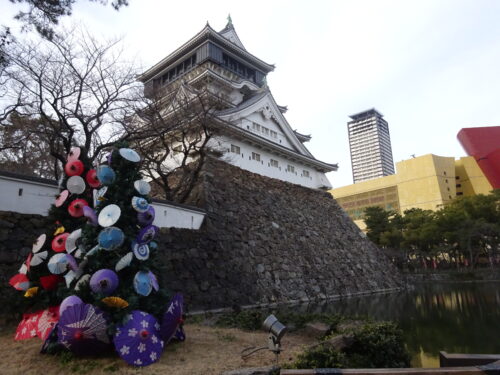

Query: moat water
(307, 282), (500, 367)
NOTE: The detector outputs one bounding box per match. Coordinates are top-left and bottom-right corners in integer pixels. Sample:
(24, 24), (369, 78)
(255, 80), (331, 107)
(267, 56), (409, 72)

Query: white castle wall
(0, 174), (205, 229)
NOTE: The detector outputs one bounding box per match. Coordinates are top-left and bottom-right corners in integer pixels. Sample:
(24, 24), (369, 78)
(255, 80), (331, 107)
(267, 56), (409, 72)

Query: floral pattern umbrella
(113, 310), (163, 367)
(37, 306), (60, 340)
(15, 312), (40, 340)
(160, 293), (184, 344)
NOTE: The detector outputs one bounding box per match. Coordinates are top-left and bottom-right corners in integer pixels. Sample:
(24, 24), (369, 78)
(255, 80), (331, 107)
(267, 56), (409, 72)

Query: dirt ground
(0, 322), (316, 375)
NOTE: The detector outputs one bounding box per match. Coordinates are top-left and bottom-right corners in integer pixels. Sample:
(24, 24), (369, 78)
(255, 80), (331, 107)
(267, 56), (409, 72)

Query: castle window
(252, 152), (261, 162)
(262, 127), (269, 136)
(270, 159), (279, 168)
(252, 123), (261, 132)
(287, 165), (295, 173)
(270, 130), (277, 139)
(221, 53), (257, 83)
(230, 144), (240, 154)
(303, 170), (310, 178)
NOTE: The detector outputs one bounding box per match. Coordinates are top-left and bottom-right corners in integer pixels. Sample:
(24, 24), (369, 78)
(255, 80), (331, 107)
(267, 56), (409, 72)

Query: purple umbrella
(90, 269), (119, 296)
(58, 303), (110, 355)
(137, 206), (155, 227)
(160, 293), (184, 344)
(136, 225), (159, 245)
(114, 310), (163, 367)
(83, 206), (98, 226)
(174, 326), (186, 342)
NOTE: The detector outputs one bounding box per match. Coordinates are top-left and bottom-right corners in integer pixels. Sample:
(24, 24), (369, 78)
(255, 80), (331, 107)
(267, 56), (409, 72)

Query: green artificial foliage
(74, 142), (170, 328)
(12, 146), (94, 313)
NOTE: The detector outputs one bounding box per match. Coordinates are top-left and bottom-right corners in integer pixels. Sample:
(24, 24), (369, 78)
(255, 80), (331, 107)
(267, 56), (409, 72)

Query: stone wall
(0, 212), (50, 317)
(157, 157), (402, 310)
(0, 158), (402, 312)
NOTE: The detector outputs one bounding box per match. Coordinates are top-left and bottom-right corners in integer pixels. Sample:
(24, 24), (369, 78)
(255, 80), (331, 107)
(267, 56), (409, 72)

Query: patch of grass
(103, 363), (120, 372)
(215, 310), (345, 334)
(215, 330), (236, 342)
(187, 314), (205, 324)
(58, 350), (75, 365)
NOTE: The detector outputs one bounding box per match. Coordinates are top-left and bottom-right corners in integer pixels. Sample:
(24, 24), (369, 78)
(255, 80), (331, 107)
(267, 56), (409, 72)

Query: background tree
(128, 83), (225, 203)
(0, 28), (141, 178)
(3, 0), (128, 41)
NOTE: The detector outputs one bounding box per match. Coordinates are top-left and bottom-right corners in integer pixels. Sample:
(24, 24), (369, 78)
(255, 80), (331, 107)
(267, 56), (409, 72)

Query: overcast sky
(2, 0), (500, 187)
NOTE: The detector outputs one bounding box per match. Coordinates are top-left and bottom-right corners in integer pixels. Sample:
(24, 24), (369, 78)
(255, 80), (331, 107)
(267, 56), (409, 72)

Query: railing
(281, 353), (500, 375)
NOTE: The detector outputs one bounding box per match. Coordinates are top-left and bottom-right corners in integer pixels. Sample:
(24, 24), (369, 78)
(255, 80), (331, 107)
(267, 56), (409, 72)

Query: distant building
(330, 154), (493, 230)
(457, 126), (500, 189)
(137, 20), (337, 189)
(348, 108), (395, 183)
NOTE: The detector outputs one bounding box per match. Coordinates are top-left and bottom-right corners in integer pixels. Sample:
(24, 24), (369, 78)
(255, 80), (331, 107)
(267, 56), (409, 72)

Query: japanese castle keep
(138, 20), (337, 190)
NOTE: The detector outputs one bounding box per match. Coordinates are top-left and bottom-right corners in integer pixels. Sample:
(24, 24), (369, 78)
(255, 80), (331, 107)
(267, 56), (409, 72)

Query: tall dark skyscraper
(348, 108), (395, 183)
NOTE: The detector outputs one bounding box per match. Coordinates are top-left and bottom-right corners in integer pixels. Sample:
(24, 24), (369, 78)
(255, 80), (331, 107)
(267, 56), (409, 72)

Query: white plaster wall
(215, 135), (332, 189)
(0, 176), (58, 215)
(0, 175), (205, 229)
(151, 202), (205, 230)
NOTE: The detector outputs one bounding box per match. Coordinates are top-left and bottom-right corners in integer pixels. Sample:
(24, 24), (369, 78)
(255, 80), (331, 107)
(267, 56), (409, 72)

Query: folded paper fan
(66, 229), (82, 253)
(136, 225), (159, 245)
(30, 250), (48, 267)
(54, 226), (66, 236)
(115, 252), (133, 272)
(32, 234), (46, 252)
(102, 296), (129, 309)
(24, 286), (39, 297)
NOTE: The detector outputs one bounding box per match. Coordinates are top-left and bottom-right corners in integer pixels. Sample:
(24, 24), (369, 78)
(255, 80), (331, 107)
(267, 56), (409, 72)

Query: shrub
(344, 321), (411, 368)
(285, 345), (347, 369)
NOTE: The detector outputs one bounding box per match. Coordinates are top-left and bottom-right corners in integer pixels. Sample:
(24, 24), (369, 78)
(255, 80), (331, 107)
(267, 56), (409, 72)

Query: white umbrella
(98, 204), (121, 227)
(67, 176), (86, 194)
(115, 252), (133, 272)
(30, 250), (48, 267)
(32, 234), (46, 253)
(66, 229), (82, 253)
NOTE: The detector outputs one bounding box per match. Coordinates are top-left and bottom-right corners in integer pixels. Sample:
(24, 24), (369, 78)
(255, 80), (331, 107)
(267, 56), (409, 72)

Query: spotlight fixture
(241, 314), (287, 364)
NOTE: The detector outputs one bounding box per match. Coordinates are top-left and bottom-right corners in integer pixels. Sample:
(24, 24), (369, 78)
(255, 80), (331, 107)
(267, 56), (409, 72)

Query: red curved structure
(457, 126), (500, 189)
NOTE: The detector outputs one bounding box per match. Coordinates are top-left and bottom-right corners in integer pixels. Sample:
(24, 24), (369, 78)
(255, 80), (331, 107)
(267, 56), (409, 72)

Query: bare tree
(0, 28), (141, 179)
(128, 83), (225, 203)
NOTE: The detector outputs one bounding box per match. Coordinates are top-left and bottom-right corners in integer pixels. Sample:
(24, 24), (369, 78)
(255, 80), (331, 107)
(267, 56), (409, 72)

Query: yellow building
(330, 154), (493, 230)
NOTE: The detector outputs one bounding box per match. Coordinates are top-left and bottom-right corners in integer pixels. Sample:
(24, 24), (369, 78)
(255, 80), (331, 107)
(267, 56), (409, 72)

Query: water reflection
(295, 282), (500, 368)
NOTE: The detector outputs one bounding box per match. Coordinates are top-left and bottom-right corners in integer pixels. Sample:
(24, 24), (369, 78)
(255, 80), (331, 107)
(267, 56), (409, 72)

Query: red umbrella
(68, 199), (89, 218)
(14, 312), (40, 340)
(37, 306), (60, 340)
(65, 160), (84, 176)
(52, 233), (70, 252)
(9, 273), (30, 291)
(40, 275), (63, 290)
